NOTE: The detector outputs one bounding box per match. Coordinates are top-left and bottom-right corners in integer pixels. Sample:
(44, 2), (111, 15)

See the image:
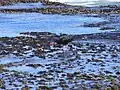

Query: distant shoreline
(0, 0), (120, 15)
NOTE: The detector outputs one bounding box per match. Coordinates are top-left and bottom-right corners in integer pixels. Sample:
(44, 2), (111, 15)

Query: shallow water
(0, 13), (107, 37)
(5, 43), (120, 76)
(0, 2), (43, 9)
(0, 55), (23, 64)
(0, 2), (120, 90)
(6, 56), (62, 74)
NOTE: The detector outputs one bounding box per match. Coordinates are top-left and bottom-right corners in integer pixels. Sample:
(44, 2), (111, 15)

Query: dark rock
(56, 36), (73, 45)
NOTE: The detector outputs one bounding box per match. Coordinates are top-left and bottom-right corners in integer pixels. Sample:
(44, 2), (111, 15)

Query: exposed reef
(0, 32), (120, 89)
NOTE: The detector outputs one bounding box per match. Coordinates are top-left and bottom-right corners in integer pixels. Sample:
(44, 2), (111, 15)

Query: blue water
(0, 2), (43, 9)
(0, 13), (107, 37)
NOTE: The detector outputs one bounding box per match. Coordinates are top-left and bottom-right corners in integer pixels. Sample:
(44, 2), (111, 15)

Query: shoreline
(0, 1), (120, 90)
(0, 0), (120, 14)
(0, 31), (120, 89)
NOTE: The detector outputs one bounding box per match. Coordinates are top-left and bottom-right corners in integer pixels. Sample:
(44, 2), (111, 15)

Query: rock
(105, 87), (112, 90)
(111, 85), (119, 90)
(37, 86), (50, 90)
(26, 64), (42, 68)
(116, 72), (120, 75)
(56, 36), (73, 45)
(21, 85), (30, 90)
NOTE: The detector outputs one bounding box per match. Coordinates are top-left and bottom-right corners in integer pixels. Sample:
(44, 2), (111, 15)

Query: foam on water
(49, 0), (120, 3)
(49, 0), (120, 6)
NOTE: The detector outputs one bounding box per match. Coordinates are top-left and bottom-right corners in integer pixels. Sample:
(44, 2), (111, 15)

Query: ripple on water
(0, 13), (107, 37)
(0, 2), (43, 9)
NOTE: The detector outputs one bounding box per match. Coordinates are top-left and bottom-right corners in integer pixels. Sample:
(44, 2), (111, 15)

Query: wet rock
(83, 21), (110, 27)
(67, 73), (74, 80)
(0, 79), (5, 89)
(37, 86), (50, 90)
(26, 64), (42, 68)
(111, 85), (119, 90)
(104, 71), (113, 74)
(41, 0), (67, 6)
(116, 72), (120, 75)
(111, 52), (118, 58)
(21, 85), (30, 90)
(0, 31), (120, 89)
(0, 64), (5, 73)
(105, 87), (112, 90)
(56, 36), (73, 45)
(81, 49), (87, 53)
(100, 27), (115, 30)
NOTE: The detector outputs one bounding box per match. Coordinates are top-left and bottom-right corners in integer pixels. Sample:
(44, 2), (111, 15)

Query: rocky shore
(0, 0), (120, 14)
(0, 5), (120, 15)
(0, 0), (120, 90)
(0, 32), (120, 89)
